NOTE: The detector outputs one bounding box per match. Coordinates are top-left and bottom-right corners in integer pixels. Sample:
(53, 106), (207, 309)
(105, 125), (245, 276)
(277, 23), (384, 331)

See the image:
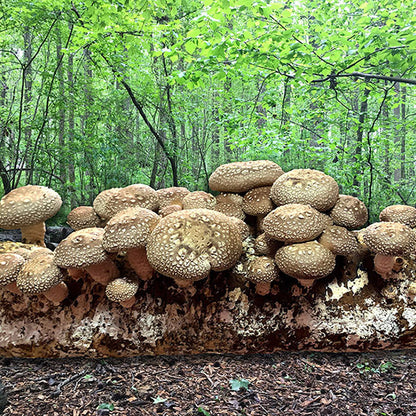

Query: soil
(1, 350), (415, 416)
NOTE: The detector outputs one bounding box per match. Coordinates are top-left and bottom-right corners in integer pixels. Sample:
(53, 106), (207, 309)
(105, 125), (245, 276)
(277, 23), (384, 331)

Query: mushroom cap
(159, 204), (183, 217)
(0, 185), (62, 229)
(0, 253), (26, 285)
(103, 207), (160, 252)
(318, 225), (359, 256)
(54, 227), (109, 269)
(229, 217), (251, 241)
(379, 205), (416, 228)
(270, 169), (339, 212)
(156, 187), (190, 209)
(254, 233), (282, 257)
(93, 188), (122, 219)
(362, 222), (413, 256)
(67, 206), (102, 230)
(147, 209), (243, 281)
(247, 256), (279, 283)
(214, 202), (246, 220)
(182, 191), (216, 210)
(215, 193), (243, 206)
(263, 204), (327, 243)
(105, 277), (138, 302)
(275, 241), (336, 282)
(330, 195), (368, 230)
(242, 186), (275, 216)
(17, 252), (64, 294)
(209, 160), (284, 193)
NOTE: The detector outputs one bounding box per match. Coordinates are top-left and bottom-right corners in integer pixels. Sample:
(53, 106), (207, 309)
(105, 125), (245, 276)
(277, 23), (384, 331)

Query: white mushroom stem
(86, 260), (120, 285)
(374, 254), (395, 279)
(120, 296), (136, 308)
(4, 281), (22, 295)
(21, 222), (46, 247)
(126, 247), (154, 281)
(255, 282), (272, 296)
(43, 282), (68, 305)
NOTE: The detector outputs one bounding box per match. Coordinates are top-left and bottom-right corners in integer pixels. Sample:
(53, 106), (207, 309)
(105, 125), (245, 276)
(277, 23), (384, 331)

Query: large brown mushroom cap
(270, 169), (339, 212)
(275, 241), (336, 286)
(147, 209), (242, 282)
(379, 205), (416, 228)
(156, 187), (190, 209)
(362, 222), (413, 256)
(182, 191), (216, 210)
(93, 188), (122, 220)
(159, 204), (183, 217)
(0, 253), (25, 286)
(209, 160), (284, 193)
(242, 186), (275, 216)
(318, 225), (360, 257)
(67, 206), (102, 230)
(16, 252), (64, 294)
(215, 193), (243, 206)
(263, 204), (327, 243)
(330, 195), (368, 230)
(214, 202), (246, 221)
(106, 277), (139, 303)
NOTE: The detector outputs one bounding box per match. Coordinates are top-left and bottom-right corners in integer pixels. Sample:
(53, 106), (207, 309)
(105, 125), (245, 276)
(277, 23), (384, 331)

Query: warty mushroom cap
(102, 207), (160, 252)
(159, 204), (183, 217)
(362, 222), (413, 256)
(247, 256), (279, 284)
(0, 253), (26, 286)
(318, 225), (360, 257)
(67, 206), (102, 230)
(147, 209), (243, 282)
(254, 233), (282, 257)
(214, 202), (246, 221)
(275, 241), (336, 286)
(270, 169), (339, 212)
(242, 186), (275, 216)
(16, 252), (65, 294)
(93, 188), (122, 220)
(209, 160), (284, 193)
(182, 191), (216, 210)
(330, 195), (368, 230)
(263, 204), (327, 243)
(215, 193), (243, 206)
(106, 277), (139, 302)
(379, 205), (416, 228)
(156, 187), (190, 209)
(229, 217), (251, 241)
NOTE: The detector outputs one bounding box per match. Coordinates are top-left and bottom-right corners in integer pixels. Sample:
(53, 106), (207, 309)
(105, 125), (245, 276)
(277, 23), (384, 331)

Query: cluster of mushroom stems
(1, 160), (416, 307)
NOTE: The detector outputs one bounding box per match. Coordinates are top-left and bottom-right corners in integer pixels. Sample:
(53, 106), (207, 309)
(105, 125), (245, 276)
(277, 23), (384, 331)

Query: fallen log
(1, 249), (416, 357)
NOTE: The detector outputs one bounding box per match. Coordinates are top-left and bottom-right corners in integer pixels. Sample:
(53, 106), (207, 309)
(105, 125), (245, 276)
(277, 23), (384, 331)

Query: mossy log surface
(1, 253), (416, 357)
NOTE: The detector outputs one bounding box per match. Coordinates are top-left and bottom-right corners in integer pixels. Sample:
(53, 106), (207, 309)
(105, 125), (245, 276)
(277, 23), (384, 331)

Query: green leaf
(198, 407), (212, 416)
(152, 396), (168, 404)
(229, 378), (250, 391)
(97, 403), (114, 411)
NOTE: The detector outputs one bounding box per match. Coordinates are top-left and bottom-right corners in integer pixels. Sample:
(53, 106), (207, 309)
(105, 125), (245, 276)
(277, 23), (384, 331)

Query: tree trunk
(1, 253), (416, 357)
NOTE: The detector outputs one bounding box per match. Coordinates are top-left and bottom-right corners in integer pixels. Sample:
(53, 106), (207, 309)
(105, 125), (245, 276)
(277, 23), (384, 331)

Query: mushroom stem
(126, 247), (154, 281)
(120, 296), (136, 308)
(43, 282), (68, 305)
(374, 254), (395, 279)
(255, 282), (271, 296)
(4, 281), (22, 295)
(297, 279), (315, 289)
(86, 260), (120, 285)
(67, 268), (87, 280)
(21, 222), (46, 247)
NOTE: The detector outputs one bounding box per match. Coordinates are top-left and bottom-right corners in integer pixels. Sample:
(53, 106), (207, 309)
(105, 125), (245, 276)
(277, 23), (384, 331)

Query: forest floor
(1, 350), (415, 416)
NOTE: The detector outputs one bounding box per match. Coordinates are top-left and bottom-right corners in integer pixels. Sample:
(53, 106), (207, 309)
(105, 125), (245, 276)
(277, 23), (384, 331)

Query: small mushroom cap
(147, 209), (243, 281)
(242, 186), (275, 216)
(105, 277), (139, 302)
(330, 195), (368, 230)
(318, 225), (360, 257)
(159, 204), (183, 217)
(247, 256), (279, 283)
(209, 160), (284, 193)
(67, 206), (102, 230)
(0, 185), (62, 229)
(379, 205), (416, 228)
(93, 188), (122, 219)
(17, 252), (64, 294)
(362, 222), (413, 256)
(103, 207), (160, 252)
(182, 191), (216, 210)
(0, 253), (26, 285)
(270, 169), (339, 212)
(229, 217), (251, 240)
(263, 204), (327, 243)
(215, 193), (243, 206)
(156, 187), (190, 209)
(275, 241), (336, 282)
(254, 233), (282, 256)
(54, 227), (109, 268)
(214, 202), (246, 221)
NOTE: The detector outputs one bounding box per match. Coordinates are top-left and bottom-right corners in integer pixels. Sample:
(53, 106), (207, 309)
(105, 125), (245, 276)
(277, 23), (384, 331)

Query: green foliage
(356, 360), (395, 374)
(96, 403), (114, 411)
(229, 378), (250, 391)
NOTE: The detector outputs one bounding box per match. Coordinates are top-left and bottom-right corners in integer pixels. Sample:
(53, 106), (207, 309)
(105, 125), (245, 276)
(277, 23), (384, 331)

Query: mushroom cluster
(1, 159), (415, 307)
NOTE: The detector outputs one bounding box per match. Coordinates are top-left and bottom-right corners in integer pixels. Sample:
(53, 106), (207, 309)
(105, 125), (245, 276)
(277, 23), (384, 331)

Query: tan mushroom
(330, 195), (368, 230)
(275, 241), (336, 288)
(242, 186), (275, 218)
(102, 207), (160, 281)
(247, 256), (279, 295)
(159, 204), (183, 217)
(379, 205), (416, 228)
(214, 201), (246, 221)
(209, 160), (284, 193)
(318, 225), (360, 257)
(67, 206), (102, 230)
(270, 169), (339, 212)
(215, 193), (243, 206)
(254, 233), (282, 257)
(0, 253), (25, 294)
(105, 276), (138, 308)
(182, 191), (216, 210)
(229, 217), (251, 241)
(54, 227), (119, 285)
(147, 209), (242, 287)
(93, 188), (122, 220)
(156, 187), (190, 209)
(0, 185), (62, 246)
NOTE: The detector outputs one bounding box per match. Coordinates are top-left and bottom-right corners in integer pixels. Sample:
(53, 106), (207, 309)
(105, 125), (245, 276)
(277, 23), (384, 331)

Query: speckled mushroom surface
(379, 205), (416, 228)
(247, 256), (279, 284)
(215, 193), (243, 206)
(156, 187), (190, 209)
(270, 169), (339, 212)
(93, 188), (122, 220)
(214, 201), (246, 220)
(16, 252), (64, 294)
(242, 186), (274, 216)
(275, 241), (336, 285)
(158, 204), (183, 217)
(0, 253), (25, 286)
(67, 206), (102, 230)
(105, 277), (138, 302)
(147, 209), (242, 282)
(263, 204), (327, 243)
(318, 225), (359, 257)
(209, 160), (284, 193)
(182, 191), (216, 210)
(330, 194), (368, 230)
(363, 222), (414, 256)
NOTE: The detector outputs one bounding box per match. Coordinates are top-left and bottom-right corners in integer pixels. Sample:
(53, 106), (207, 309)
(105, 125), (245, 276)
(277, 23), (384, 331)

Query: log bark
(1, 253), (416, 357)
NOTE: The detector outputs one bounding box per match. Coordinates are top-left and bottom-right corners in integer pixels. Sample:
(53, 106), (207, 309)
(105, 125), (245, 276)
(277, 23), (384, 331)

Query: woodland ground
(1, 350), (415, 416)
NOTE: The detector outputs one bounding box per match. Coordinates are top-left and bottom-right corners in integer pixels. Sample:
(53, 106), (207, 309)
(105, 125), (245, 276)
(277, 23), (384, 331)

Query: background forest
(1, 0), (415, 223)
